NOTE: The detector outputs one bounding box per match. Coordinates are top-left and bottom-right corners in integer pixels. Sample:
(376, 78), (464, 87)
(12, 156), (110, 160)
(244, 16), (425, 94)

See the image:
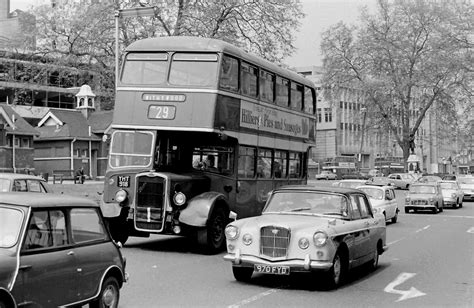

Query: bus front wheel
(197, 207), (227, 254)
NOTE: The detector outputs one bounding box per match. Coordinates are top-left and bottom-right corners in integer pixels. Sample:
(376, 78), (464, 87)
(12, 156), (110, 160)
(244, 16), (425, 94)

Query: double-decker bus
(322, 156), (357, 179)
(101, 36), (317, 252)
(374, 156), (405, 176)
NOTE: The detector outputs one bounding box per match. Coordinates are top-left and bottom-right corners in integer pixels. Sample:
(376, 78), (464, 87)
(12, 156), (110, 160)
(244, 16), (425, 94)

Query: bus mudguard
(179, 192), (228, 227)
(100, 199), (122, 218)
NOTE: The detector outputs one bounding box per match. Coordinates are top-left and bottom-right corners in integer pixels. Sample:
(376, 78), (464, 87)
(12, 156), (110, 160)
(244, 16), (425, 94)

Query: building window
(317, 108), (322, 123)
(82, 150), (88, 158)
(74, 149), (80, 157)
(14, 137), (20, 147)
(324, 108), (332, 122)
(21, 138), (30, 148)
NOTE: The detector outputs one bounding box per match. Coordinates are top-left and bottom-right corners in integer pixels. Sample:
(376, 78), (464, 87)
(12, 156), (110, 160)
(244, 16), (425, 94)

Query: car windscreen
(410, 185), (436, 194)
(358, 187), (383, 200)
(0, 207), (24, 248)
(264, 191), (349, 217)
(440, 183), (456, 190)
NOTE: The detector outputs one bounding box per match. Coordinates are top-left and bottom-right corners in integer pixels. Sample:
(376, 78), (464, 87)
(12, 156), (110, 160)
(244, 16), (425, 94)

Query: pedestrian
(75, 166), (85, 184)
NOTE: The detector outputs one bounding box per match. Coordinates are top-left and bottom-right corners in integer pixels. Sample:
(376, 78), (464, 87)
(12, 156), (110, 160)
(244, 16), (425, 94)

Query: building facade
(296, 66), (464, 175)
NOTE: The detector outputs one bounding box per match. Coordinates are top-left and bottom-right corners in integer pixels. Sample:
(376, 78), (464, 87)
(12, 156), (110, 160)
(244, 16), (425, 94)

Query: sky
(11, 0), (376, 68)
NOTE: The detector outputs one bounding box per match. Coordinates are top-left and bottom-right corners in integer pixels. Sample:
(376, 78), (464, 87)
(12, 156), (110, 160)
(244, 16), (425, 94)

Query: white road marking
(467, 227), (474, 233)
(227, 289), (280, 308)
(384, 272), (426, 302)
(415, 225), (430, 233)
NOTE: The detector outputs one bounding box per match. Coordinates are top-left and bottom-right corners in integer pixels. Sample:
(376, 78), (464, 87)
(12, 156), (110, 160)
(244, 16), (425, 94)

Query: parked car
(224, 185), (387, 289)
(333, 179), (368, 189)
(0, 193), (128, 307)
(315, 171), (337, 180)
(357, 185), (399, 223)
(415, 175), (442, 183)
(387, 173), (415, 189)
(441, 174), (458, 181)
(457, 176), (474, 202)
(368, 169), (384, 177)
(439, 181), (464, 208)
(0, 173), (52, 193)
(405, 182), (444, 214)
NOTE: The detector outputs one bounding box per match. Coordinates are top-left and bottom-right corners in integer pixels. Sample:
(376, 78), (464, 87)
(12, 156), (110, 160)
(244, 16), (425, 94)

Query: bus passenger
(204, 155), (218, 171)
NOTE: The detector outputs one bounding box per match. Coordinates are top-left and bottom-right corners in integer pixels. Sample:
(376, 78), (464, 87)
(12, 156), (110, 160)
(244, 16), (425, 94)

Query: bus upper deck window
(304, 86), (315, 114)
(275, 76), (289, 107)
(219, 55), (239, 92)
(121, 52), (168, 85)
(169, 53), (218, 87)
(290, 82), (303, 111)
(259, 70), (275, 103)
(241, 62), (258, 98)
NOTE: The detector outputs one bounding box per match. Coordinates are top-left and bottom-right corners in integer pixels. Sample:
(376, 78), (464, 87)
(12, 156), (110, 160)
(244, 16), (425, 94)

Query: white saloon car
(356, 185), (399, 223)
(223, 185), (387, 289)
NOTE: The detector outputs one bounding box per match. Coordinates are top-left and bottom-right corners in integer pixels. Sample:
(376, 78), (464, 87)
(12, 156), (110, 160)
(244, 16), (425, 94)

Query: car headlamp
(242, 234), (253, 245)
(173, 192), (186, 206)
(313, 231), (328, 247)
(225, 225), (239, 240)
(298, 237), (309, 249)
(115, 189), (127, 203)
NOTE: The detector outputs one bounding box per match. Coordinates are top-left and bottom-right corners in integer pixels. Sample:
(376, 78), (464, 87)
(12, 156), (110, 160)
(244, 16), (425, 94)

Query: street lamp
(115, 5), (159, 89)
(358, 107), (367, 169)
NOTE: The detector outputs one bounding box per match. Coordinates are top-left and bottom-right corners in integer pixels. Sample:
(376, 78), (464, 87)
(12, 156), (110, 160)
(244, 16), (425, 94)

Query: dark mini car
(0, 193), (127, 307)
(0, 173), (52, 193)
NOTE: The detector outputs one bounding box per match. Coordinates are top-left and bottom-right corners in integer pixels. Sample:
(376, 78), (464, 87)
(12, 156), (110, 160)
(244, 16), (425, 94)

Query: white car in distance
(357, 185), (399, 223)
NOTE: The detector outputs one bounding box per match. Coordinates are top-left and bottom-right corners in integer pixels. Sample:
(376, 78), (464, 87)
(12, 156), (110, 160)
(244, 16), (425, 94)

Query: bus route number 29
(148, 105), (176, 120)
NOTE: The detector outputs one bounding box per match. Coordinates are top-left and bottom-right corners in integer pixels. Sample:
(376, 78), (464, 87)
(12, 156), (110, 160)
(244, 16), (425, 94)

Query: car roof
(274, 184), (364, 195)
(411, 182), (438, 186)
(0, 173), (46, 181)
(357, 185), (393, 190)
(0, 193), (98, 208)
(440, 180), (457, 184)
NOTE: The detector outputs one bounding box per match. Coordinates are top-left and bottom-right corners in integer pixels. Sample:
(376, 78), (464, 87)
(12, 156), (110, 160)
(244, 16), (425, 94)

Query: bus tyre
(107, 218), (129, 245)
(198, 207), (226, 254)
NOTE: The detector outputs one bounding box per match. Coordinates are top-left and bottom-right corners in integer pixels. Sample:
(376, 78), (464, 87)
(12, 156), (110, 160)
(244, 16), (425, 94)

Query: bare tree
(321, 0), (473, 164)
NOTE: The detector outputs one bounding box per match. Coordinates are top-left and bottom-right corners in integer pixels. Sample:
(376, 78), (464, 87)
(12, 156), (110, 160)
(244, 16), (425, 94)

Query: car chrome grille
(135, 175), (165, 231)
(260, 226), (290, 259)
(411, 200), (428, 205)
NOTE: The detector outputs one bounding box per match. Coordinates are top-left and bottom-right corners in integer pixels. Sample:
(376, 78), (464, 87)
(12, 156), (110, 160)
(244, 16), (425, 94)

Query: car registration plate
(117, 176), (130, 188)
(254, 264), (290, 275)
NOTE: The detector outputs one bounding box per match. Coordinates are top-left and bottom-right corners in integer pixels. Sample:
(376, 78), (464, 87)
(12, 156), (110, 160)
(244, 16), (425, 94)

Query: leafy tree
(21, 0), (303, 109)
(321, 0), (472, 164)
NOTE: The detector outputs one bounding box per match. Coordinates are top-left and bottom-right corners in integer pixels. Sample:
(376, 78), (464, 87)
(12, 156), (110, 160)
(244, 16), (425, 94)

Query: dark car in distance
(0, 193), (127, 307)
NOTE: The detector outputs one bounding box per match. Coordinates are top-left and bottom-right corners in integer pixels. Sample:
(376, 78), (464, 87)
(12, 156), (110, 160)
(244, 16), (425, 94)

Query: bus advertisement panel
(101, 36), (317, 253)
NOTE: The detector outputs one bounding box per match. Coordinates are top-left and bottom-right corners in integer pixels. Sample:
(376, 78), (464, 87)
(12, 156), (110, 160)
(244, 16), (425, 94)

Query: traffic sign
(119, 7), (157, 18)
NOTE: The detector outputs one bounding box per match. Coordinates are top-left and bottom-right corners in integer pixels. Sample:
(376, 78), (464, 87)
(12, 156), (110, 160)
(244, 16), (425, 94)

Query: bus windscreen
(121, 52), (168, 85)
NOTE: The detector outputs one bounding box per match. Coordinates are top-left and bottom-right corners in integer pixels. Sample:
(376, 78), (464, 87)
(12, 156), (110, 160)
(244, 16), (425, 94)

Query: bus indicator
(148, 105), (176, 119)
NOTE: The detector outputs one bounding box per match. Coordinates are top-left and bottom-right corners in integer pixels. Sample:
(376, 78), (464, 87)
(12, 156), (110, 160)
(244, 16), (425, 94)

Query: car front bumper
(224, 250), (333, 272)
(405, 204), (437, 210)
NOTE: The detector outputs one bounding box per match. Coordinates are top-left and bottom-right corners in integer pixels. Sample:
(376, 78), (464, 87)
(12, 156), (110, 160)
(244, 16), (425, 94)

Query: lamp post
(115, 6), (159, 89)
(358, 107), (367, 170)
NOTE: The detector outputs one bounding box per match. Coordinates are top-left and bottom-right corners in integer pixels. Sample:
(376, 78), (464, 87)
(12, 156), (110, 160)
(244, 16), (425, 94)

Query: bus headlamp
(115, 189), (128, 203)
(173, 192), (186, 206)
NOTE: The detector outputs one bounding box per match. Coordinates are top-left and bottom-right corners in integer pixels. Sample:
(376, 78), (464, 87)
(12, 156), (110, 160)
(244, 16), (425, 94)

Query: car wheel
(459, 199), (463, 208)
(439, 203), (443, 213)
(391, 212), (398, 223)
(90, 276), (120, 308)
(326, 250), (345, 289)
(432, 206), (438, 214)
(232, 266), (253, 282)
(368, 246), (379, 271)
(197, 207), (227, 253)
